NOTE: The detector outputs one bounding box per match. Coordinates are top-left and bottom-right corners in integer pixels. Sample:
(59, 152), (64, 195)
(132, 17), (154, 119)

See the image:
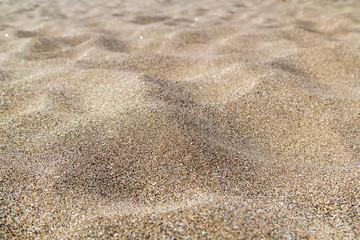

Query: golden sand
(1, 0), (360, 238)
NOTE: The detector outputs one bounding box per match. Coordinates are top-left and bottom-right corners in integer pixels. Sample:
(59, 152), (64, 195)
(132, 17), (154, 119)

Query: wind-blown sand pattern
(1, 0), (360, 238)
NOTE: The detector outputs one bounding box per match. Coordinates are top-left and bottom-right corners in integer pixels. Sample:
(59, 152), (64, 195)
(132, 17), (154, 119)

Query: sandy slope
(1, 0), (360, 238)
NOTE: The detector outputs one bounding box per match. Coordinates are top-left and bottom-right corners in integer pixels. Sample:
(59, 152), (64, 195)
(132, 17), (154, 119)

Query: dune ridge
(1, 0), (360, 238)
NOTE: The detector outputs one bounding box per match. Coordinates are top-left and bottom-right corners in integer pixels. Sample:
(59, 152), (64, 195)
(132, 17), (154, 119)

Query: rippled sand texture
(1, 0), (360, 238)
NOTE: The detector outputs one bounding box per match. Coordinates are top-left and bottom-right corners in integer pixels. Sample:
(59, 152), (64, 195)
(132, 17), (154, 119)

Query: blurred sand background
(1, 0), (360, 238)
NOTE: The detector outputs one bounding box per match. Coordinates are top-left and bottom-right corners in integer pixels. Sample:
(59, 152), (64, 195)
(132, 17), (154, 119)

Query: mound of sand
(1, 0), (360, 238)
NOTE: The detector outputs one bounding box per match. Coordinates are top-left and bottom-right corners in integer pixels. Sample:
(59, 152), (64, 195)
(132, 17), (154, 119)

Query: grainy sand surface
(1, 0), (360, 238)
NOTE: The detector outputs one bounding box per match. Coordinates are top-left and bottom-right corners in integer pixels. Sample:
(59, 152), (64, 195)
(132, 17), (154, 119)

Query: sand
(1, 0), (360, 238)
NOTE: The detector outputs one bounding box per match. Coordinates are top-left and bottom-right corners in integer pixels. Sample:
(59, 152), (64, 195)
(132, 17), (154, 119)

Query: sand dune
(1, 0), (360, 238)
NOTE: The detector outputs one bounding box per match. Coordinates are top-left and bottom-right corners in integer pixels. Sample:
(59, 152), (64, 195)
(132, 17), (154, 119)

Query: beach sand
(1, 0), (360, 238)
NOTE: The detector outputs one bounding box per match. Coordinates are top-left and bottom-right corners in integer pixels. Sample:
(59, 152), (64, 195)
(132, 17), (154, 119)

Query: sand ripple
(1, 0), (360, 238)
